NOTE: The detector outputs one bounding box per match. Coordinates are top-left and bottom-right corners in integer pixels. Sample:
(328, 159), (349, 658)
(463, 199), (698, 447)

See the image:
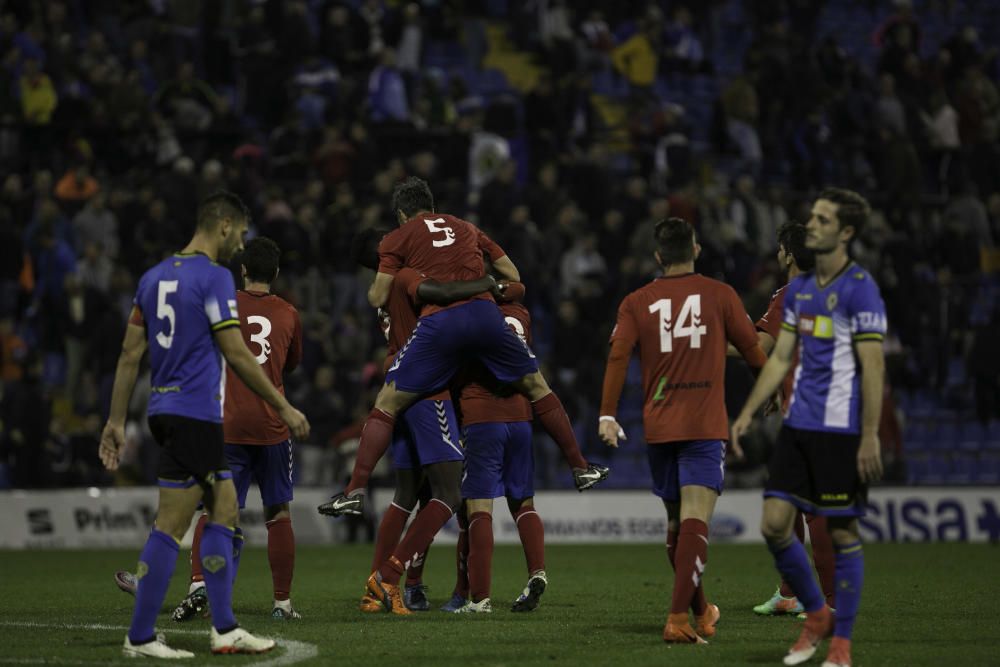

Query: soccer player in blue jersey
(99, 191), (310, 659)
(732, 188), (886, 667)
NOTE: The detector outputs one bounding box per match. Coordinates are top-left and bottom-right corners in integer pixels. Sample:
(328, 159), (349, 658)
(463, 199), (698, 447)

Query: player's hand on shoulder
(490, 277), (506, 299)
(857, 433), (883, 483)
(598, 417), (625, 448)
(280, 404), (311, 441)
(99, 422), (125, 471)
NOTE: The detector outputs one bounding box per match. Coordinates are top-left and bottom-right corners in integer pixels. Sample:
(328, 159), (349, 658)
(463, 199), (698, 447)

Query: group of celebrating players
(100, 177), (886, 667)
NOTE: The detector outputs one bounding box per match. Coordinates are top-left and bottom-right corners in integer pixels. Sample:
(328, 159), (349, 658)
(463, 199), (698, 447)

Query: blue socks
(768, 537), (825, 612)
(833, 541), (864, 639)
(231, 526), (244, 585)
(128, 529), (179, 644)
(201, 522), (238, 632)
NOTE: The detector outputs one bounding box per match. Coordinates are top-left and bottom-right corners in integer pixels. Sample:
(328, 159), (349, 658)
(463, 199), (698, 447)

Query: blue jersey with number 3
(781, 262), (887, 434)
(133, 252), (240, 422)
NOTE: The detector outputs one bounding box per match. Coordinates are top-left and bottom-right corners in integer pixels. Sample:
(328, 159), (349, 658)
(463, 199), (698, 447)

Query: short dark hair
(197, 190), (249, 230)
(390, 177), (434, 219)
(242, 236), (281, 284)
(350, 227), (392, 271)
(817, 187), (869, 239)
(654, 217), (695, 265)
(776, 222), (815, 272)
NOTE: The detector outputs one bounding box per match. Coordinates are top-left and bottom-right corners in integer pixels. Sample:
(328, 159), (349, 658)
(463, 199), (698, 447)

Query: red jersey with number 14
(377, 213), (506, 316)
(601, 274), (764, 443)
(755, 284), (797, 412)
(223, 290), (302, 445)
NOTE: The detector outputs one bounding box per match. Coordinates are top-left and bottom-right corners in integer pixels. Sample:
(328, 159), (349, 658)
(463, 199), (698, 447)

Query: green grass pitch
(2, 543), (999, 665)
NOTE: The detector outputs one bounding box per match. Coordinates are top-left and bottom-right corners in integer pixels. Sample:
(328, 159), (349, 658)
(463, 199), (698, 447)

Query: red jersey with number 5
(377, 213), (506, 316)
(223, 290), (302, 445)
(601, 274), (763, 443)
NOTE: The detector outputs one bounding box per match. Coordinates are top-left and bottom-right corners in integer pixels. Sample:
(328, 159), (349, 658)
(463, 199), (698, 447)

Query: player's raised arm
(215, 327), (310, 441)
(99, 309), (148, 470)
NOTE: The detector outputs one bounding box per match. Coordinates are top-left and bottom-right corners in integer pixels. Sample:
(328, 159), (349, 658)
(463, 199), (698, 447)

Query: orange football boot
(359, 592), (383, 613)
(695, 603), (720, 638)
(783, 606), (834, 666)
(366, 561), (413, 616)
(663, 612), (708, 644)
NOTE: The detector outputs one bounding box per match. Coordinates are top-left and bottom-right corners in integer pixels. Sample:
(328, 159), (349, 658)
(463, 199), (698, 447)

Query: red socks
(531, 392), (587, 470)
(380, 499), (453, 586)
(406, 538), (431, 586)
(371, 502), (411, 573)
(189, 513), (208, 584)
(454, 511), (470, 598)
(266, 516), (295, 601)
(346, 409), (395, 495)
(806, 514), (837, 607)
(666, 526), (708, 614)
(468, 511), (494, 602)
(513, 506), (545, 574)
(669, 519), (709, 615)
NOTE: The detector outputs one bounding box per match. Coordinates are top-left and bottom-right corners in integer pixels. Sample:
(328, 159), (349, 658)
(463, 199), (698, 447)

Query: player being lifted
(346, 227), (498, 614)
(99, 192), (309, 658)
(115, 237), (307, 622)
(447, 275), (548, 614)
(745, 223), (837, 617)
(320, 177), (608, 615)
(732, 188), (886, 667)
(599, 217), (767, 644)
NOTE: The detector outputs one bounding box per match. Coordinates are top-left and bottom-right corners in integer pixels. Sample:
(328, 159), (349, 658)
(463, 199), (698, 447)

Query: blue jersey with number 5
(133, 252), (240, 422)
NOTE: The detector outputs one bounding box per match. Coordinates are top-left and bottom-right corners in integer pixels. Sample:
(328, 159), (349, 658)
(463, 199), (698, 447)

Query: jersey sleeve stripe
(853, 333), (884, 341)
(780, 322), (796, 332)
(211, 318), (240, 331)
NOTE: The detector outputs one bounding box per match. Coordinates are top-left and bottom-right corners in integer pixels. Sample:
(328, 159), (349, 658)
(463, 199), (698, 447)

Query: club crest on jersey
(826, 292), (838, 311)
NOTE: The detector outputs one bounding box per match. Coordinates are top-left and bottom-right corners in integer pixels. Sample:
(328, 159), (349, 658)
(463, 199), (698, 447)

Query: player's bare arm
(368, 271), (394, 308)
(727, 331), (775, 358)
(417, 274), (497, 305)
(215, 327), (310, 440)
(731, 328), (797, 450)
(856, 339), (885, 483)
(99, 317), (148, 471)
(491, 254), (520, 282)
(598, 338), (633, 448)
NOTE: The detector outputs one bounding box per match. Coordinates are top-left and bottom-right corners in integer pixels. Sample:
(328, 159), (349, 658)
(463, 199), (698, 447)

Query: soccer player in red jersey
(321, 177), (607, 615)
(599, 218), (768, 643)
(748, 223), (837, 617)
(341, 227), (496, 615)
(446, 278), (548, 614)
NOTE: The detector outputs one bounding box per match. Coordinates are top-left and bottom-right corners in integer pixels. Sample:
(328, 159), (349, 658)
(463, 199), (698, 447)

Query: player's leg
(462, 497), (495, 613)
(258, 439), (297, 619)
(812, 432), (867, 667)
(764, 427), (833, 665)
(754, 510), (807, 616)
(474, 307), (608, 489)
(172, 443), (251, 622)
(500, 421), (547, 612)
(337, 312), (465, 503)
(823, 517), (862, 667)
(371, 460), (462, 614)
(404, 476), (434, 611)
(441, 500), (471, 612)
(370, 399), (464, 614)
(662, 500), (710, 622)
(805, 514), (837, 609)
(455, 421), (503, 613)
(124, 482), (202, 658)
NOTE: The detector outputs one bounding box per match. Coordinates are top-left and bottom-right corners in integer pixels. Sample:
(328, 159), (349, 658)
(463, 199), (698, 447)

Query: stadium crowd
(0, 0), (998, 490)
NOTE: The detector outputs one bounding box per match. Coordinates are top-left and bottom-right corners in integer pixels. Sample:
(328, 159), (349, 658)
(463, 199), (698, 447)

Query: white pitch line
(0, 621), (318, 666)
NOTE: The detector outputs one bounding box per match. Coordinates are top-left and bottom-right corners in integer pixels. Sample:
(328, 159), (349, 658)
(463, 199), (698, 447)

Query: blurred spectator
(72, 192), (119, 259)
(54, 165), (99, 207)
